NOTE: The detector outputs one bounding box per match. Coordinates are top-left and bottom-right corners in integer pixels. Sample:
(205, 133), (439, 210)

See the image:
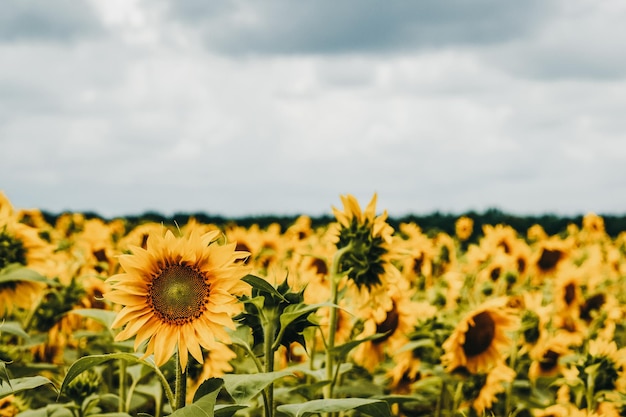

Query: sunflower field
(2, 190), (626, 417)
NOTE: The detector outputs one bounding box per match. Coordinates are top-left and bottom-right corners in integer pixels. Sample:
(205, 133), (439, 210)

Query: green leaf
(192, 377), (224, 403)
(59, 353), (159, 398)
(287, 362), (352, 382)
(330, 332), (390, 359)
(0, 264), (50, 284)
(221, 370), (294, 404)
(228, 325), (253, 352)
(398, 338), (435, 353)
(277, 398), (391, 417)
(0, 362), (10, 387)
(169, 384), (222, 417)
(214, 404), (248, 417)
(67, 309), (118, 330)
(88, 414), (133, 417)
(279, 302), (330, 332)
(0, 321), (29, 340)
(0, 376), (56, 400)
(241, 275), (288, 303)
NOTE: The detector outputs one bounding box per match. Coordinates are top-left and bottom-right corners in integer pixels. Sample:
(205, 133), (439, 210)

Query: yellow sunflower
(329, 193), (399, 316)
(442, 297), (518, 374)
(528, 335), (571, 380)
(469, 363), (516, 415)
(455, 216), (474, 241)
(104, 228), (251, 369)
(352, 282), (428, 372)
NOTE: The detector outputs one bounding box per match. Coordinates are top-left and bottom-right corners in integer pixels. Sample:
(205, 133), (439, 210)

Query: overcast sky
(1, 0), (625, 219)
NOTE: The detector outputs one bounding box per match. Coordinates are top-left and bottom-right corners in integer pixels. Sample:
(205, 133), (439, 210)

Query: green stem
(118, 359), (127, 413)
(174, 350), (187, 410)
(586, 371), (595, 412)
(505, 331), (520, 416)
(322, 245), (351, 401)
(434, 380), (445, 417)
(264, 315), (276, 417)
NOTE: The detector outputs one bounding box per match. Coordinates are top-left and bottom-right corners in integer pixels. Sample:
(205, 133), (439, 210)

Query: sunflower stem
(118, 359), (127, 413)
(174, 351), (187, 410)
(323, 244), (352, 403)
(264, 313), (276, 417)
(505, 331), (520, 416)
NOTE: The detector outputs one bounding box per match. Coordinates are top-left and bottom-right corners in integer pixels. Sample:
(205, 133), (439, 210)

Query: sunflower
(442, 297), (518, 374)
(104, 228), (251, 369)
(528, 335), (571, 380)
(397, 223), (436, 290)
(468, 363), (516, 415)
(455, 216), (474, 242)
(352, 282), (428, 372)
(576, 338), (626, 394)
(329, 193), (399, 316)
(0, 195), (52, 315)
(530, 236), (573, 284)
(581, 212), (607, 242)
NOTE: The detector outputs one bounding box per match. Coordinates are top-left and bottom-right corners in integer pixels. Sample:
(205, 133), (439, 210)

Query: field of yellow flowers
(2, 190), (626, 417)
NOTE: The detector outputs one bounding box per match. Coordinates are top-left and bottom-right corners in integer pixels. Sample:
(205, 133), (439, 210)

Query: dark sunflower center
(564, 283), (577, 305)
(149, 264), (210, 325)
(374, 303), (399, 345)
(539, 349), (560, 371)
(0, 229), (27, 269)
(462, 311), (495, 358)
(580, 293), (605, 321)
(309, 257), (328, 276)
(537, 248), (562, 272)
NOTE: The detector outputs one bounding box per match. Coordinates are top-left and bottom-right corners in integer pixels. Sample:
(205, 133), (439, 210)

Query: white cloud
(1, 0), (625, 218)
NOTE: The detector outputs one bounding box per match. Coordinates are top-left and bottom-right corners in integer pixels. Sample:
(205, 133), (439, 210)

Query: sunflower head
(0, 226), (27, 269)
(331, 193), (394, 291)
(65, 368), (102, 404)
(455, 216), (474, 242)
(442, 298), (519, 374)
(104, 228), (251, 369)
(576, 339), (625, 393)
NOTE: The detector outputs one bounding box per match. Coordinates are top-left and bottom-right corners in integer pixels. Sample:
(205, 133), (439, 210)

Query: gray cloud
(0, 0), (104, 42)
(161, 0), (553, 55)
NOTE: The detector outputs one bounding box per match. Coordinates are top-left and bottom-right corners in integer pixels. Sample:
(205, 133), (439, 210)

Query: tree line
(39, 208), (626, 240)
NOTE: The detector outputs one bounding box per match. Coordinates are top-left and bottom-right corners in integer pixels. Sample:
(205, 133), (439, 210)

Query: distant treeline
(40, 208), (626, 239)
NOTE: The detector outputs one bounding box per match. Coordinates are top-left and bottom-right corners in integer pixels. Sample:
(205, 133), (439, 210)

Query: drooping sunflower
(104, 228), (251, 369)
(352, 282), (429, 372)
(329, 193), (400, 317)
(442, 297), (519, 374)
(527, 335), (571, 380)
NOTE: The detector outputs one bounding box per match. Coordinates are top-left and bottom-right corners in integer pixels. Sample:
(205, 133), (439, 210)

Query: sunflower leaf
(58, 353), (160, 399)
(221, 369), (294, 404)
(67, 308), (118, 330)
(170, 381), (222, 417)
(0, 264), (49, 284)
(241, 275), (288, 303)
(0, 320), (29, 340)
(277, 398), (391, 417)
(192, 377), (224, 403)
(0, 375), (56, 400)
(278, 302), (330, 331)
(330, 332), (390, 359)
(214, 404), (248, 417)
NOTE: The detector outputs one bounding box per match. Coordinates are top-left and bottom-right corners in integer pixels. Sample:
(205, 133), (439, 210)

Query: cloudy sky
(1, 0), (625, 219)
